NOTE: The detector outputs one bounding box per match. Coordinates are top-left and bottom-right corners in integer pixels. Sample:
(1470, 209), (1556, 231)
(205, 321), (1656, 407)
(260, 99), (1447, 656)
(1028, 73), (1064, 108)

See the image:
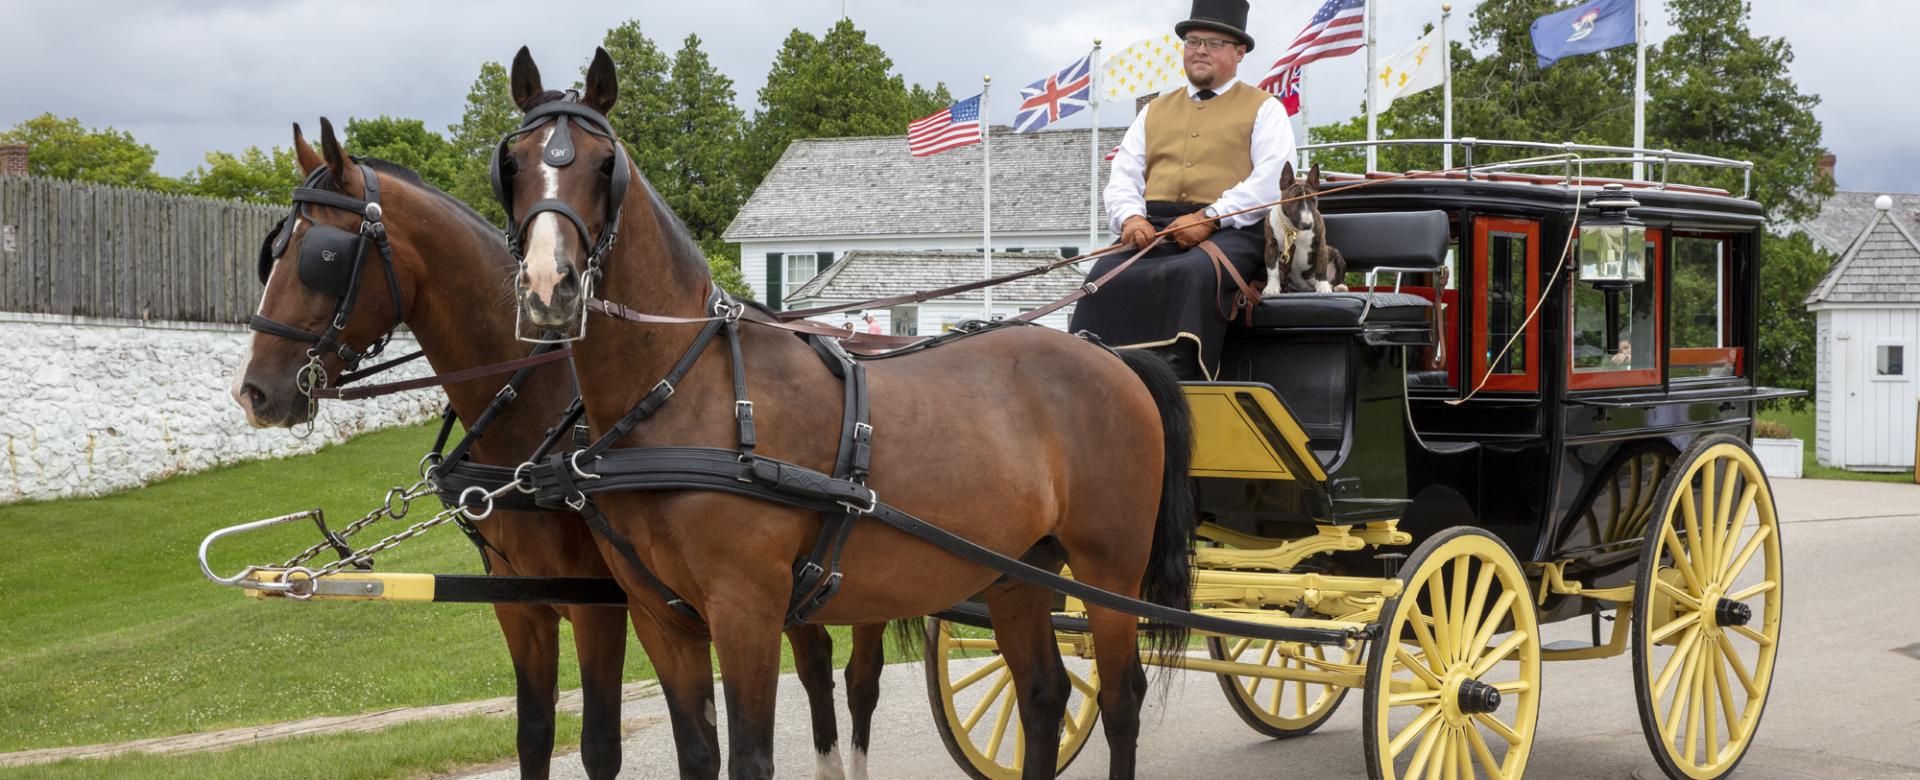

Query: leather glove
(1167, 211), (1217, 249)
(1121, 215), (1155, 249)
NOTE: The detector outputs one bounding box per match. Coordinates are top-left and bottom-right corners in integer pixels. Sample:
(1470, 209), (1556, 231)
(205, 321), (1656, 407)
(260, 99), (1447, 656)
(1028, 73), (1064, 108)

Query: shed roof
(723, 127), (1123, 241)
(785, 250), (1086, 305)
(1805, 204), (1920, 305)
(1799, 190), (1920, 255)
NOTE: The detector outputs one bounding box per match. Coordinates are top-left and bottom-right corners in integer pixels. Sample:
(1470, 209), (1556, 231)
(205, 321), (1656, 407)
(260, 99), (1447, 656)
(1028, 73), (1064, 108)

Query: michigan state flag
(1530, 0), (1636, 68)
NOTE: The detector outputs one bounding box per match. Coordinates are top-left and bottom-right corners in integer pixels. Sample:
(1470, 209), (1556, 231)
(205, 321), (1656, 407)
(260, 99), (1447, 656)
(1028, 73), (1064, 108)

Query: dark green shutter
(766, 252), (783, 310)
(1007, 246), (1024, 253)
(817, 251), (833, 277)
(1061, 247), (1078, 257)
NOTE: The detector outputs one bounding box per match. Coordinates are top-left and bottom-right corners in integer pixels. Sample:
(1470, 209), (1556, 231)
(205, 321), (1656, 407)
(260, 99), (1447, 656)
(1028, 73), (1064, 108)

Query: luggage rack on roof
(1295, 138), (1755, 199)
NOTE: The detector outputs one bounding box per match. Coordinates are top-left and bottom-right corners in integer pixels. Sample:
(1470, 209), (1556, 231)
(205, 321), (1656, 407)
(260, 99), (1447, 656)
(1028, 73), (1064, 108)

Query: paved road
(461, 479), (1920, 779)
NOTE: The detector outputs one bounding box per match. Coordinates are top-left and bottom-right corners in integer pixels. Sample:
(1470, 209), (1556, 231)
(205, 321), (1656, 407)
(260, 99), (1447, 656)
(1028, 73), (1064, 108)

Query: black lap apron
(1068, 201), (1266, 379)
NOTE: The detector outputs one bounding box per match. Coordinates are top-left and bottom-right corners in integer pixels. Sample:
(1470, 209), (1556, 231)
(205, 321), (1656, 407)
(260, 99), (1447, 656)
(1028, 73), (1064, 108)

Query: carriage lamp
(1576, 184), (1647, 287)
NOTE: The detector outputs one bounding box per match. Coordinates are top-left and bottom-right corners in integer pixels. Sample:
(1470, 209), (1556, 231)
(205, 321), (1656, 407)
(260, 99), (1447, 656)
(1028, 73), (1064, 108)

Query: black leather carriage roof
(1246, 291), (1430, 330)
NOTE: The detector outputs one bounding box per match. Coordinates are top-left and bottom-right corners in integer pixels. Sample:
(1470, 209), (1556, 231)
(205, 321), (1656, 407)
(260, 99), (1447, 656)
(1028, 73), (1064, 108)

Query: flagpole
(1090, 39), (1102, 252)
(982, 74), (994, 321)
(1300, 68), (1311, 169)
(1364, 0), (1378, 173)
(1632, 0), (1646, 180)
(1442, 3), (1453, 170)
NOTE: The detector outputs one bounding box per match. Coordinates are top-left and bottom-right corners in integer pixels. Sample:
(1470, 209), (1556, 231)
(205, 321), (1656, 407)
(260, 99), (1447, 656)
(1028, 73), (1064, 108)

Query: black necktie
(1196, 89), (1217, 101)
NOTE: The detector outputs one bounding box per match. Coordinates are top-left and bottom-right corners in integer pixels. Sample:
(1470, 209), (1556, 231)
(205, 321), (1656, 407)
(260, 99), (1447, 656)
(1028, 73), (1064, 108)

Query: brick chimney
(1816, 152), (1835, 187)
(0, 145), (27, 177)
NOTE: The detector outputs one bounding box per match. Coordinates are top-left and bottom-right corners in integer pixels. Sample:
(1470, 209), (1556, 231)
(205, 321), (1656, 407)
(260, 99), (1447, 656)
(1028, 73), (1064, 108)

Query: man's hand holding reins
(1121, 215), (1156, 250)
(1166, 212), (1217, 249)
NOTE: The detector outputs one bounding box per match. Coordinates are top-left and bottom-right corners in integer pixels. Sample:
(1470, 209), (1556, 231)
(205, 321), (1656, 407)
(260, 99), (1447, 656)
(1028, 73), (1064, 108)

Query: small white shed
(1804, 195), (1920, 471)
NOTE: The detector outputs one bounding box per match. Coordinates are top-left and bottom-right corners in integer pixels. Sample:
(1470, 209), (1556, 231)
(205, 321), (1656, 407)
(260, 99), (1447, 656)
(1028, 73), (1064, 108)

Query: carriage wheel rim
(1634, 440), (1782, 780)
(1210, 635), (1356, 734)
(928, 619), (1100, 779)
(1366, 529), (1540, 780)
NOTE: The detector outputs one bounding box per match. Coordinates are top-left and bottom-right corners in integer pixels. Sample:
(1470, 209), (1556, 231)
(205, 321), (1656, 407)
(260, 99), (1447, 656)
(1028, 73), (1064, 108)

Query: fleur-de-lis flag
(1101, 35), (1186, 100)
(1374, 28), (1444, 114)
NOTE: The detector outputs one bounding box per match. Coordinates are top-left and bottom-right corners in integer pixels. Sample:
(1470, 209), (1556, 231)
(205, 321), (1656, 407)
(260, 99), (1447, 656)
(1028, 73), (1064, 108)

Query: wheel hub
(1455, 677), (1502, 715)
(1714, 597), (1752, 627)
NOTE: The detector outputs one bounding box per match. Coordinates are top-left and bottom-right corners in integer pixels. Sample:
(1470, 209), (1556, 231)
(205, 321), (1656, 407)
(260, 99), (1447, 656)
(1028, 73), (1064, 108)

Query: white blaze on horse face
(520, 126), (570, 305)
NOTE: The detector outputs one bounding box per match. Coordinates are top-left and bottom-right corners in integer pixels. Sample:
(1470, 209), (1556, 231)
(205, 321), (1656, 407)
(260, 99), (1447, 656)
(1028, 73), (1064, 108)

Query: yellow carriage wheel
(1631, 435), (1783, 780)
(1363, 528), (1541, 780)
(923, 617), (1100, 780)
(1207, 635), (1356, 738)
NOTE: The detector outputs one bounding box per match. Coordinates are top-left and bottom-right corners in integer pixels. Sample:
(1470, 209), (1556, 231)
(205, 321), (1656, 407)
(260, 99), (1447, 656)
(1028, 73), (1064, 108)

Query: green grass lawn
(1758, 405), (1915, 483)
(0, 421), (903, 759)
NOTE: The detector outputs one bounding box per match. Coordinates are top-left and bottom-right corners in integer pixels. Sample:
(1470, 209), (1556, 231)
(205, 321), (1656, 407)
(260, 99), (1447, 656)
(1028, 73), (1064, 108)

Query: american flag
(908, 94), (983, 157)
(1259, 0), (1368, 115)
(1014, 54), (1092, 133)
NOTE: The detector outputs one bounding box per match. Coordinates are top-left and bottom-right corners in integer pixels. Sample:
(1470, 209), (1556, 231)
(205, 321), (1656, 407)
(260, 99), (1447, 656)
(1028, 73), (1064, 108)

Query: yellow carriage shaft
(241, 569), (626, 605)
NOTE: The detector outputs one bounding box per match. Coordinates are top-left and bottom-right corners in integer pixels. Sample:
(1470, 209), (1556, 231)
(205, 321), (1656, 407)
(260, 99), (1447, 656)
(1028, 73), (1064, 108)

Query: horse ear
(1307, 162), (1321, 189)
(583, 47), (618, 115)
(510, 46), (543, 110)
(292, 122), (323, 175)
(317, 117), (363, 193)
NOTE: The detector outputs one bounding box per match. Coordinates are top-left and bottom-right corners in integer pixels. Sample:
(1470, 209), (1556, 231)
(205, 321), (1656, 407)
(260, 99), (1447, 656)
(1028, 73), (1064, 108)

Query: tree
(184, 146), (301, 204)
(741, 19), (948, 190)
(343, 116), (459, 193)
(663, 34), (753, 298)
(600, 20), (678, 190)
(446, 61), (520, 222)
(0, 113), (175, 190)
(1757, 232), (1825, 410)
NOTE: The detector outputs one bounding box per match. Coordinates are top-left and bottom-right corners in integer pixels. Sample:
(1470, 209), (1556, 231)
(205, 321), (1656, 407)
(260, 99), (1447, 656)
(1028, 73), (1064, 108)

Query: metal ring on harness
(569, 450), (602, 482)
(280, 566), (317, 601)
(512, 461), (540, 494)
(839, 487), (879, 516)
(458, 486), (494, 520)
(384, 487), (411, 520)
(418, 452), (444, 486)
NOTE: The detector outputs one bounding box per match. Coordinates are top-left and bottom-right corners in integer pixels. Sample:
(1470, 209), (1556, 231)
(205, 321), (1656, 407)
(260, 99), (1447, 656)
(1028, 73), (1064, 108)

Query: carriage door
(1472, 217), (1542, 393)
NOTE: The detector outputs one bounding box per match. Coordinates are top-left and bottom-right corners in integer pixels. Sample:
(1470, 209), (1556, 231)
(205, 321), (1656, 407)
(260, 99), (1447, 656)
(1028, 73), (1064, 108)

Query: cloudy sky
(1, 0), (1908, 193)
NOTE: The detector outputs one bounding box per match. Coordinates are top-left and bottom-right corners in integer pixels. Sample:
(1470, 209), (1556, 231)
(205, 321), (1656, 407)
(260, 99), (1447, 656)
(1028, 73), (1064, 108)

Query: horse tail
(1116, 347), (1196, 669)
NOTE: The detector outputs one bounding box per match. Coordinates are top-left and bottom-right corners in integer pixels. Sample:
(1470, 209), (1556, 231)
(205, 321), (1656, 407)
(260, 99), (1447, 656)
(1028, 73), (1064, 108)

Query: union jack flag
(1260, 0), (1367, 115)
(1013, 54), (1092, 133)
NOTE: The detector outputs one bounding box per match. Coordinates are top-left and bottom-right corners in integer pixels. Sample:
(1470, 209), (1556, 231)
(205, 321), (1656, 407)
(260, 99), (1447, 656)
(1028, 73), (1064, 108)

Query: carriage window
(1569, 232), (1660, 388)
(1472, 218), (1541, 392)
(784, 253), (819, 301)
(1670, 235), (1741, 379)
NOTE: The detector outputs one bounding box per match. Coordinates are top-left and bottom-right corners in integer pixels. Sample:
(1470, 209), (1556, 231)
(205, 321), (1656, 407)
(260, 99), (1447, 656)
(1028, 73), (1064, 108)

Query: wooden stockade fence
(0, 176), (281, 324)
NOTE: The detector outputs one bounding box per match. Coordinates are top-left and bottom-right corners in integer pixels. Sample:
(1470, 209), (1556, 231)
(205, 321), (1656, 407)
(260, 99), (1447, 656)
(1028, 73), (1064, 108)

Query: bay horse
(498, 47), (1195, 779)
(231, 119), (879, 779)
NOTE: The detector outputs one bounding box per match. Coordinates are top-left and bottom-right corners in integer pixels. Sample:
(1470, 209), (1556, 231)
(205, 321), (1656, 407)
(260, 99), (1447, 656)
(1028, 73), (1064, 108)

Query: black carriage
(926, 141), (1789, 780)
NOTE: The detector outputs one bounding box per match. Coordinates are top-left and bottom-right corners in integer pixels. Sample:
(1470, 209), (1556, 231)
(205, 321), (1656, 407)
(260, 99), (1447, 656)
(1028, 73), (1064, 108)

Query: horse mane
(354, 157), (499, 233)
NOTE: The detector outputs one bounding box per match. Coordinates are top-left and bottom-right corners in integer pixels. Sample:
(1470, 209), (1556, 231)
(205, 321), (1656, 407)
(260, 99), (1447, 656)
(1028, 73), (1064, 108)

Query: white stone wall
(0, 313), (439, 504)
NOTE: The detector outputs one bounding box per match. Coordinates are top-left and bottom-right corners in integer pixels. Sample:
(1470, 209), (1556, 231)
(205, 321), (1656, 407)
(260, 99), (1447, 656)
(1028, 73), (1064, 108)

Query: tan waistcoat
(1142, 82), (1267, 206)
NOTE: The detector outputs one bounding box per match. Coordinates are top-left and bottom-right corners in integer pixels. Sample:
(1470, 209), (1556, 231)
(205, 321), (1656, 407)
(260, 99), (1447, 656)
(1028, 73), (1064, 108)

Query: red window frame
(1567, 228), (1665, 390)
(1668, 231), (1744, 379)
(1472, 217), (1541, 393)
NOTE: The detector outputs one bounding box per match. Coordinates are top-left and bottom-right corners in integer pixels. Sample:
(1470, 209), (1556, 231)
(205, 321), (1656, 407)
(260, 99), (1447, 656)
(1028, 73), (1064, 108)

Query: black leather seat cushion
(1245, 292), (1431, 331)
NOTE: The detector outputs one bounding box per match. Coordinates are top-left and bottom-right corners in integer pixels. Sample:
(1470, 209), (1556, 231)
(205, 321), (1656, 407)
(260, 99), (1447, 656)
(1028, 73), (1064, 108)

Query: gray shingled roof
(1805, 206), (1920, 305)
(1799, 191), (1920, 255)
(786, 250), (1086, 304)
(723, 127), (1124, 240)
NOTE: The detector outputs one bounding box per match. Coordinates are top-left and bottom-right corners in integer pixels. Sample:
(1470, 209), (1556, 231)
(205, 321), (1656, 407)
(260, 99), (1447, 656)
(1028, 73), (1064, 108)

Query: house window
(1877, 344), (1908, 379)
(784, 253), (818, 301)
(1472, 217), (1540, 392)
(1670, 234), (1742, 379)
(1569, 230), (1661, 389)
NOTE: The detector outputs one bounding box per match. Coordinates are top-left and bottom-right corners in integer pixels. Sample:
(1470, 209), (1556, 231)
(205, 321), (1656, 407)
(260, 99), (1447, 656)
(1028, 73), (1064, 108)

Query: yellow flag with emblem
(1375, 28), (1444, 114)
(1101, 35), (1186, 100)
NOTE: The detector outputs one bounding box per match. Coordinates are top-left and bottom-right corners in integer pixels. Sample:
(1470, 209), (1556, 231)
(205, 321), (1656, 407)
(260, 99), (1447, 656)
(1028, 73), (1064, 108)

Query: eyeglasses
(1182, 36), (1240, 52)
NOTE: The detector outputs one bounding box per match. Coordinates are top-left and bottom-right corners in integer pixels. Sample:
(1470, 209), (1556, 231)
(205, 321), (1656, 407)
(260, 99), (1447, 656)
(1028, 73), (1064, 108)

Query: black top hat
(1175, 0), (1255, 52)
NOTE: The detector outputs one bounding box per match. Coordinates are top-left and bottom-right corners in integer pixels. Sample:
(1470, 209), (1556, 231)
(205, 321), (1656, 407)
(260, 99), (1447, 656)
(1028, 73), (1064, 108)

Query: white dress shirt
(1104, 81), (1297, 234)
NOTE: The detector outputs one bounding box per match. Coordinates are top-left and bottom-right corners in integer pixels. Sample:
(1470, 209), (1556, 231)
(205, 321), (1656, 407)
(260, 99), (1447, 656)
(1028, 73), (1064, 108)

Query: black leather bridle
(490, 93), (630, 343)
(252, 162), (408, 407)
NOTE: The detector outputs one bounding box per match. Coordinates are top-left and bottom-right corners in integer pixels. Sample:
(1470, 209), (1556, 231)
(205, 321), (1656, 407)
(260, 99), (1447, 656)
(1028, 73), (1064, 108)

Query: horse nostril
(243, 383), (268, 410)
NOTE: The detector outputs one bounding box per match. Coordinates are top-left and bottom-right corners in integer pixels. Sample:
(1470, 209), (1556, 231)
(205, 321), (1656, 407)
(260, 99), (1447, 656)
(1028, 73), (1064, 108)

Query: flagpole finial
(1442, 3), (1451, 12)
(1094, 37), (1102, 46)
(983, 75), (992, 84)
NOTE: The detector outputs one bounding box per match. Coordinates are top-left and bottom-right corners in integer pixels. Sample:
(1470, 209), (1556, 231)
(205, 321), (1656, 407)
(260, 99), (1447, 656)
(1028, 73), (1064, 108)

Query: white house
(783, 250), (1084, 337)
(1804, 195), (1920, 471)
(723, 127), (1123, 320)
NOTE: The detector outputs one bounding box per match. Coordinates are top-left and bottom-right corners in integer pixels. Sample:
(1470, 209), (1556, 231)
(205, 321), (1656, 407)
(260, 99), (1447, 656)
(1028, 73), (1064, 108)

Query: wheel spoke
(1068, 670), (1097, 698)
(1470, 630), (1528, 679)
(1655, 575), (1701, 612)
(1712, 462), (1741, 578)
(1405, 717), (1446, 779)
(1716, 632), (1760, 697)
(1398, 645), (1446, 690)
(961, 670), (1013, 732)
(1293, 679), (1308, 717)
(1391, 689), (1444, 707)
(1712, 644), (1740, 742)
(1465, 722), (1506, 779)
(1685, 639), (1704, 764)
(950, 655), (1008, 693)
(1702, 648), (1720, 766)
(1682, 473), (1710, 587)
(1455, 729), (1474, 780)
(1429, 570), (1455, 664)
(1408, 605), (1449, 679)
(1727, 580), (1777, 603)
(1461, 565), (1498, 658)
(1473, 712), (1523, 746)
(1718, 484), (1758, 576)
(1390, 704), (1444, 757)
(1721, 526), (1772, 585)
(984, 680), (1016, 759)
(1227, 636), (1254, 658)
(1437, 727), (1457, 780)
(1662, 522), (1708, 595)
(1649, 610), (1701, 646)
(1467, 591), (1519, 661)
(1450, 558), (1471, 665)
(1728, 623), (1775, 648)
(1652, 625), (1702, 699)
(1269, 665), (1285, 712)
(1662, 639), (1704, 743)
